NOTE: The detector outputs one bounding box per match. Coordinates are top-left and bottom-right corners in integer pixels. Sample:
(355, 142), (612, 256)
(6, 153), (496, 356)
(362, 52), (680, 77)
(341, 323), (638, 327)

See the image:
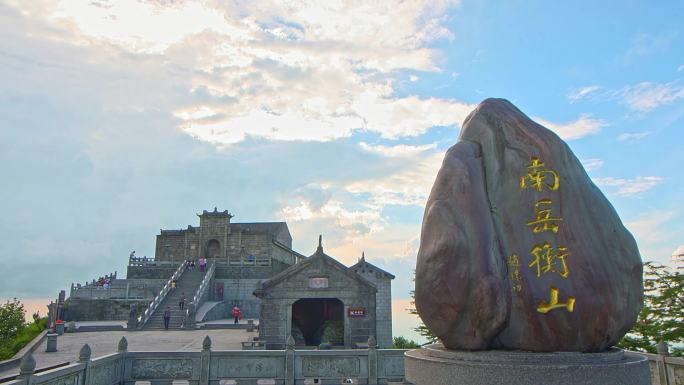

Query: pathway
(0, 329), (257, 378)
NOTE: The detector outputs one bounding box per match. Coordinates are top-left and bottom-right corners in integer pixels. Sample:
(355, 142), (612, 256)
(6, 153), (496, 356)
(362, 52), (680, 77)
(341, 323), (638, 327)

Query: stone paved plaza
(0, 329), (257, 378)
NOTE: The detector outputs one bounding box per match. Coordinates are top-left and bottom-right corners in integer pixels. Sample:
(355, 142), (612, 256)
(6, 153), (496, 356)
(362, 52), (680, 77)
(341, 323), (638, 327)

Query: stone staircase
(143, 268), (206, 330)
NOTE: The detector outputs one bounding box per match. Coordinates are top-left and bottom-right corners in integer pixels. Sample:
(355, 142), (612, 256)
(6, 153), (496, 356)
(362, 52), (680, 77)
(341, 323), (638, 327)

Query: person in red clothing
(232, 305), (240, 324)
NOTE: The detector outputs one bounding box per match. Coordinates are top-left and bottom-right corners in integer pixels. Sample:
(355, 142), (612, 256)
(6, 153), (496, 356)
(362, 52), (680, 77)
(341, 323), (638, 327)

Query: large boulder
(415, 98), (643, 352)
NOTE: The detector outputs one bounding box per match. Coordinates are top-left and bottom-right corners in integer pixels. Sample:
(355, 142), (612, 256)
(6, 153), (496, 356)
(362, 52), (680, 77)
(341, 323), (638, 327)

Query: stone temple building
(255, 239), (394, 349)
(64, 208), (394, 348)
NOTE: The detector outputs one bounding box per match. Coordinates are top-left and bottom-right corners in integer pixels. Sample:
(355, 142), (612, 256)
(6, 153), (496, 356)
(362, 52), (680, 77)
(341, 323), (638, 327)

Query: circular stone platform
(404, 344), (650, 385)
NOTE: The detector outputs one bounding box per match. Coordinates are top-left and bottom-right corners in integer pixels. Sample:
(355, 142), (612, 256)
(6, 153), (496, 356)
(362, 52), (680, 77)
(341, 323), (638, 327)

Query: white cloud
(53, 0), (247, 53)
(279, 144), (445, 263)
(351, 95), (475, 139)
(625, 210), (682, 264)
(347, 151), (444, 207)
(620, 33), (676, 64)
(672, 245), (684, 258)
(626, 211), (677, 244)
(619, 81), (684, 113)
(535, 113), (607, 140)
(281, 196), (423, 268)
(567, 80), (684, 114)
(16, 0), (468, 144)
(593, 176), (664, 196)
(359, 142), (437, 157)
(617, 131), (651, 142)
(568, 85), (602, 102)
(581, 158), (604, 171)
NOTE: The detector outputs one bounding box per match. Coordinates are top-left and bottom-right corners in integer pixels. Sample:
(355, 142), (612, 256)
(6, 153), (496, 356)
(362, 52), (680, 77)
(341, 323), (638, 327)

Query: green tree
(0, 298), (26, 350)
(618, 262), (684, 356)
(408, 271), (438, 343)
(392, 336), (420, 349)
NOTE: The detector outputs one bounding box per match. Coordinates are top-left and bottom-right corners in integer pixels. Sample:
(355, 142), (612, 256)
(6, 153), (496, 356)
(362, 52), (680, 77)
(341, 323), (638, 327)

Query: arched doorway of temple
(205, 239), (221, 259)
(291, 298), (344, 346)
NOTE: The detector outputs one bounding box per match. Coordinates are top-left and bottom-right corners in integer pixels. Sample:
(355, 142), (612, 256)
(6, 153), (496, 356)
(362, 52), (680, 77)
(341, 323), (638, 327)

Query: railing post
(656, 340), (670, 385)
(185, 303), (196, 330)
(200, 336), (211, 385)
(368, 336), (378, 385)
(79, 344), (92, 385)
(16, 353), (35, 385)
(118, 337), (128, 384)
(285, 335), (295, 385)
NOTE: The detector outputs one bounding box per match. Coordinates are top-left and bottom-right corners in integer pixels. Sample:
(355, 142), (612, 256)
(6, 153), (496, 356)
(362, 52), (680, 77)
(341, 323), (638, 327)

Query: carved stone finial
(286, 335), (295, 349)
(79, 344), (91, 362)
(202, 335), (212, 351)
(657, 340), (670, 356)
(317, 235), (323, 253)
(361, 251), (365, 261)
(19, 353), (36, 375)
(368, 336), (377, 349)
(118, 336), (128, 352)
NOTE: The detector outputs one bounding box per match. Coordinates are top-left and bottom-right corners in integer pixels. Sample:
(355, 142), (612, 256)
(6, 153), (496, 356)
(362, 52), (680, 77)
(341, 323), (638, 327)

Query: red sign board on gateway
(348, 307), (366, 317)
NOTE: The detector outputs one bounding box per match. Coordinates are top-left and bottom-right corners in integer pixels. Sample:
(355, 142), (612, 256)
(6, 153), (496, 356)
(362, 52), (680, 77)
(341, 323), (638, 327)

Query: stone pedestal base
(45, 333), (58, 352)
(405, 344), (650, 385)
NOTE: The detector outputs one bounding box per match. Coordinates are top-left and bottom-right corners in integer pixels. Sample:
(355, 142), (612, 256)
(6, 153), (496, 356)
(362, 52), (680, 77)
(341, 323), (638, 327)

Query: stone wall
(352, 260), (394, 349)
(214, 260), (291, 280)
(201, 300), (261, 322)
(272, 242), (299, 265)
(375, 281), (392, 348)
(63, 299), (148, 321)
(155, 230), (198, 262)
(211, 278), (262, 319)
(240, 233), (273, 259)
(127, 265), (178, 279)
(69, 279), (164, 301)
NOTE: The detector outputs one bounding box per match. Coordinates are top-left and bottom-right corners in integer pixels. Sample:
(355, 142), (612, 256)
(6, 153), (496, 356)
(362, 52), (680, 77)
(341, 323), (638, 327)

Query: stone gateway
(415, 98), (643, 352)
(255, 238), (394, 349)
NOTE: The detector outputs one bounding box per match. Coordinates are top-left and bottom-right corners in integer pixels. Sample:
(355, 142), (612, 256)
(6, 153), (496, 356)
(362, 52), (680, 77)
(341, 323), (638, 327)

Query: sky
(1, 0), (683, 342)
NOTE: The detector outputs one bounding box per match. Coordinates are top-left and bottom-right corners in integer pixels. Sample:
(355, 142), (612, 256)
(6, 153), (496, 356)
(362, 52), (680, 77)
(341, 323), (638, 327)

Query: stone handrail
(4, 337), (684, 385)
(183, 262), (215, 329)
(2, 336), (407, 385)
(635, 350), (684, 385)
(138, 261), (186, 328)
(68, 284), (149, 301)
(71, 272), (118, 290)
(128, 256), (179, 267)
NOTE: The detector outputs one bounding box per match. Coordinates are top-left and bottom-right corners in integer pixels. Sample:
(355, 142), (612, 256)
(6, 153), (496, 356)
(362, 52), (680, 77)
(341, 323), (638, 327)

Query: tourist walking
(232, 305), (241, 324)
(179, 294), (185, 310)
(163, 307), (171, 330)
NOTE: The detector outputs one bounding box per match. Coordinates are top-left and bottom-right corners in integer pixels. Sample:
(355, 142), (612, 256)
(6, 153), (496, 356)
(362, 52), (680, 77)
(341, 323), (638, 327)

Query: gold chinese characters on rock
(513, 156), (576, 314)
